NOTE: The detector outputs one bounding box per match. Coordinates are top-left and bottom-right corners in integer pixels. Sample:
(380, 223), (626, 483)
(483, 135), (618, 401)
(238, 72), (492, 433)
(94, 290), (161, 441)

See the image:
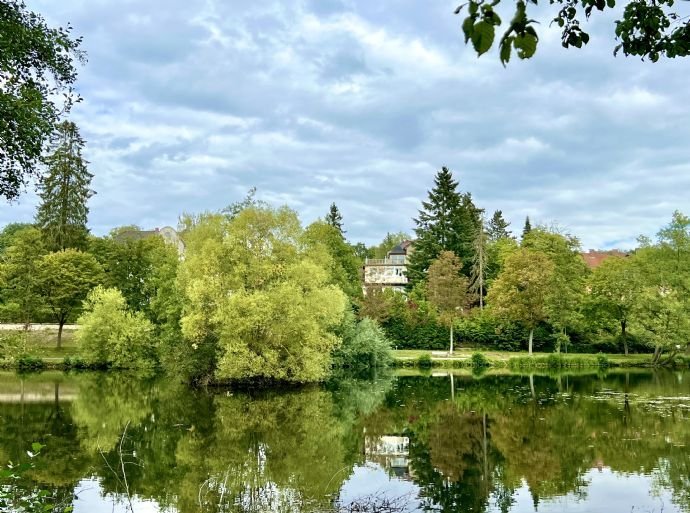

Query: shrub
(62, 356), (90, 370)
(417, 353), (433, 368)
(16, 355), (45, 372)
(333, 314), (393, 369)
(597, 353), (609, 368)
(77, 286), (157, 370)
(547, 353), (564, 369)
(470, 352), (489, 368)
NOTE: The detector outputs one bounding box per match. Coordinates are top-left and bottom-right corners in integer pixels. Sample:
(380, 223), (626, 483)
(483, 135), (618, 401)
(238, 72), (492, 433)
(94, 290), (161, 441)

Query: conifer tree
(522, 216), (532, 240)
(406, 167), (481, 286)
(487, 210), (512, 241)
(325, 202), (345, 236)
(35, 121), (94, 251)
(470, 217), (489, 309)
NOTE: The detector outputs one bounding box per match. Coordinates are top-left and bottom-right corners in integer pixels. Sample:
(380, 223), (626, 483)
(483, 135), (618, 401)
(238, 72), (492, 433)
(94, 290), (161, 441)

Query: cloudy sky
(1, 0), (688, 249)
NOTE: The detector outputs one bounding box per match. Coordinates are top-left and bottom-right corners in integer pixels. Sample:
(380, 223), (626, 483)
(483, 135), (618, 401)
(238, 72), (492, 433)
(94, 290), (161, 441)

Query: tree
(76, 286), (157, 369)
(303, 220), (362, 299)
(426, 251), (470, 353)
(522, 216), (532, 240)
(407, 167), (481, 286)
(522, 228), (588, 351)
(635, 287), (690, 365)
(487, 210), (512, 241)
(0, 222), (34, 254)
(178, 206), (348, 383)
(453, 0), (690, 64)
(332, 310), (393, 369)
(0, 0), (84, 201)
(0, 227), (46, 326)
(36, 249), (102, 348)
(35, 121), (94, 251)
(487, 248), (554, 354)
(470, 217), (489, 309)
(588, 256), (642, 355)
(370, 232), (411, 259)
(325, 202), (345, 236)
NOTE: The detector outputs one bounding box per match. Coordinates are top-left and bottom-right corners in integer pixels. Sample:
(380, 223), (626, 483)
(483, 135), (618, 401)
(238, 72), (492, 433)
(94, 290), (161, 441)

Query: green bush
(547, 353), (563, 369)
(470, 352), (489, 368)
(16, 355), (45, 372)
(62, 356), (90, 370)
(77, 286), (158, 370)
(597, 353), (609, 368)
(333, 313), (393, 369)
(417, 353), (433, 368)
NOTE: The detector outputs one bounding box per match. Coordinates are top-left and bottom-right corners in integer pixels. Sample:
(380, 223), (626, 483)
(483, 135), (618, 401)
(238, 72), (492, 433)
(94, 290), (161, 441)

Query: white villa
(363, 240), (413, 293)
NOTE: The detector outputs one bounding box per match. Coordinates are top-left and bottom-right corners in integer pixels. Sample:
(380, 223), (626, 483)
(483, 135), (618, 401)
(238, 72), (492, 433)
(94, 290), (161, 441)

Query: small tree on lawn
(426, 251), (470, 354)
(37, 249), (102, 348)
(487, 248), (554, 355)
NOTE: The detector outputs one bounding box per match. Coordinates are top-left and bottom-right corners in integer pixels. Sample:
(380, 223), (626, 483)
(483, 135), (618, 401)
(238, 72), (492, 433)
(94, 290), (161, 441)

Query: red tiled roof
(581, 250), (628, 269)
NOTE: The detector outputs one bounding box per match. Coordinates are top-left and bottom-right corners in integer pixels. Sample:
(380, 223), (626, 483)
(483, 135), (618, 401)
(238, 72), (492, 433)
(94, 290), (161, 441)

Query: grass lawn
(392, 348), (654, 366)
(0, 329), (79, 362)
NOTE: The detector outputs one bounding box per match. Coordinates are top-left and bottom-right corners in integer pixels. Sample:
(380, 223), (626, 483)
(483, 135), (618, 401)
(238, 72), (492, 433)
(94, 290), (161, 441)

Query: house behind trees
(363, 240), (413, 293)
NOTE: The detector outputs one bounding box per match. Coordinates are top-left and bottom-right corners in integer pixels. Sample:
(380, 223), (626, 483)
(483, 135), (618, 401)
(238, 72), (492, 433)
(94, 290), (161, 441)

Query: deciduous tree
(0, 0), (84, 201)
(487, 248), (554, 354)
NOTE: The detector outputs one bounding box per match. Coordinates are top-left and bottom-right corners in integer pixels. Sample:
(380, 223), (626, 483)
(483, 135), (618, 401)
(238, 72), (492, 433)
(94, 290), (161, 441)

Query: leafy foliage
(454, 0), (690, 63)
(333, 310), (393, 369)
(0, 0), (84, 201)
(76, 286), (157, 369)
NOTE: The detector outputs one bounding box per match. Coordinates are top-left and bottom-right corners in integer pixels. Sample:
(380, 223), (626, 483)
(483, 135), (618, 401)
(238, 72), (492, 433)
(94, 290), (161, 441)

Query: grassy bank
(392, 349), (680, 369)
(0, 328), (79, 370)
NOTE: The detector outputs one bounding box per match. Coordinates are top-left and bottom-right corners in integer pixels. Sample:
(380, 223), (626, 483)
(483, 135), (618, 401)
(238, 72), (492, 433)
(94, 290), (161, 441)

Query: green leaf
(31, 442), (44, 453)
(514, 33), (538, 58)
(462, 16), (475, 43)
(471, 21), (496, 56)
(469, 2), (478, 15)
(500, 37), (513, 65)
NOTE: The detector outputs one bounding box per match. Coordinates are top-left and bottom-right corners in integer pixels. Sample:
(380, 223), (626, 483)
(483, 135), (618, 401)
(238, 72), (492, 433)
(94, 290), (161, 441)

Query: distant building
(114, 226), (185, 258)
(581, 249), (628, 269)
(363, 240), (413, 293)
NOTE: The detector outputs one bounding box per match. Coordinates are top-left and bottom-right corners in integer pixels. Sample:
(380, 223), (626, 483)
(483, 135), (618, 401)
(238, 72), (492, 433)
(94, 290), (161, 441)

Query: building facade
(363, 240), (413, 293)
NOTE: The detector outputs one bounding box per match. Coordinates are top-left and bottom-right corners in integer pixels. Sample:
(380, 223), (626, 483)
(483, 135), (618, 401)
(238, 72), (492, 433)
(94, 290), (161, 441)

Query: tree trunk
(449, 323), (454, 355)
(651, 343), (662, 365)
(57, 321), (64, 349)
(528, 328), (534, 356)
(621, 320), (628, 356)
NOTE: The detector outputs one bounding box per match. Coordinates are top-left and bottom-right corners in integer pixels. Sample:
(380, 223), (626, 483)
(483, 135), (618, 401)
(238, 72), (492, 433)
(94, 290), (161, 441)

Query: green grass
(0, 329), (79, 363)
(392, 349), (656, 369)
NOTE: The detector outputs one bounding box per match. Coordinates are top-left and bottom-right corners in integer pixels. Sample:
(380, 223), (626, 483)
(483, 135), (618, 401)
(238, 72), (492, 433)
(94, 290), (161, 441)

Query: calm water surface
(1, 369), (688, 512)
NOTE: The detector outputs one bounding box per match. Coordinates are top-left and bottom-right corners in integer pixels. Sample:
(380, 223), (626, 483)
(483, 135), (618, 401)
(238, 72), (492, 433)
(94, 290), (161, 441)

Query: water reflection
(0, 369), (687, 512)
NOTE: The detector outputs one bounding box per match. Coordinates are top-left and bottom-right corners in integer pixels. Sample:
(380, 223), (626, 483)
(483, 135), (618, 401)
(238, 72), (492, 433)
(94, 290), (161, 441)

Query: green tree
(332, 310), (393, 369)
(303, 220), (362, 299)
(35, 121), (94, 251)
(370, 231), (411, 259)
(178, 206), (348, 383)
(588, 256), (642, 355)
(407, 167), (481, 286)
(487, 210), (512, 241)
(635, 287), (690, 365)
(454, 0), (690, 64)
(470, 217), (489, 309)
(426, 251), (470, 353)
(36, 249), (102, 347)
(0, 222), (34, 254)
(76, 286), (157, 369)
(487, 248), (554, 354)
(522, 216), (532, 239)
(325, 202), (345, 236)
(656, 210), (690, 290)
(0, 0), (84, 201)
(523, 228), (588, 351)
(0, 227), (46, 326)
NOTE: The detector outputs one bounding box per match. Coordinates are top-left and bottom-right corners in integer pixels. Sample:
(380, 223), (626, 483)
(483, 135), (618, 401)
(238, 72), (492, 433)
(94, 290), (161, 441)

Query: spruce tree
(325, 202), (345, 236)
(470, 217), (488, 309)
(487, 210), (512, 241)
(36, 121), (94, 251)
(522, 216), (532, 240)
(406, 167), (481, 286)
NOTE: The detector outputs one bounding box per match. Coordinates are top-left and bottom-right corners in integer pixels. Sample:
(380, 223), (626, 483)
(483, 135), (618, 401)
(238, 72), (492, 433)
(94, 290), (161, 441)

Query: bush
(62, 356), (90, 370)
(16, 355), (45, 372)
(546, 353), (563, 369)
(333, 314), (393, 369)
(77, 286), (157, 370)
(597, 353), (609, 368)
(470, 352), (489, 368)
(417, 353), (433, 368)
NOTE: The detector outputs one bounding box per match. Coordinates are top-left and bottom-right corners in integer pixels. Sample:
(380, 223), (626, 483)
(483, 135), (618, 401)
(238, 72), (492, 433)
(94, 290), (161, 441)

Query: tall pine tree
(470, 216), (488, 309)
(325, 202), (345, 237)
(522, 216), (532, 240)
(487, 210), (512, 241)
(36, 121), (94, 251)
(406, 167), (481, 286)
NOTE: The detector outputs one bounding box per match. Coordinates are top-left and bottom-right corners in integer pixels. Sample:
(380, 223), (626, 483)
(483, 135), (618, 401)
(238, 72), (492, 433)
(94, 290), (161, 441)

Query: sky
(1, 0), (689, 249)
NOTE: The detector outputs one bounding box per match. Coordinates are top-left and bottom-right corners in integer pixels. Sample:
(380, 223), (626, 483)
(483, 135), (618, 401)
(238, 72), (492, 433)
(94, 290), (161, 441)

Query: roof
(388, 240), (413, 255)
(581, 250), (628, 269)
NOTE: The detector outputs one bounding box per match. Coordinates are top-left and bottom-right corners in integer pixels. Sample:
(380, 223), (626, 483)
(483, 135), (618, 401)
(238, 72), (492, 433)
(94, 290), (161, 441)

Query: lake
(0, 369), (688, 512)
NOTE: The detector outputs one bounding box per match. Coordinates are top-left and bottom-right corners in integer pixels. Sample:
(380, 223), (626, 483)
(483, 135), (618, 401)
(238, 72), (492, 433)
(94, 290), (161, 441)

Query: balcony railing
(365, 258), (407, 266)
